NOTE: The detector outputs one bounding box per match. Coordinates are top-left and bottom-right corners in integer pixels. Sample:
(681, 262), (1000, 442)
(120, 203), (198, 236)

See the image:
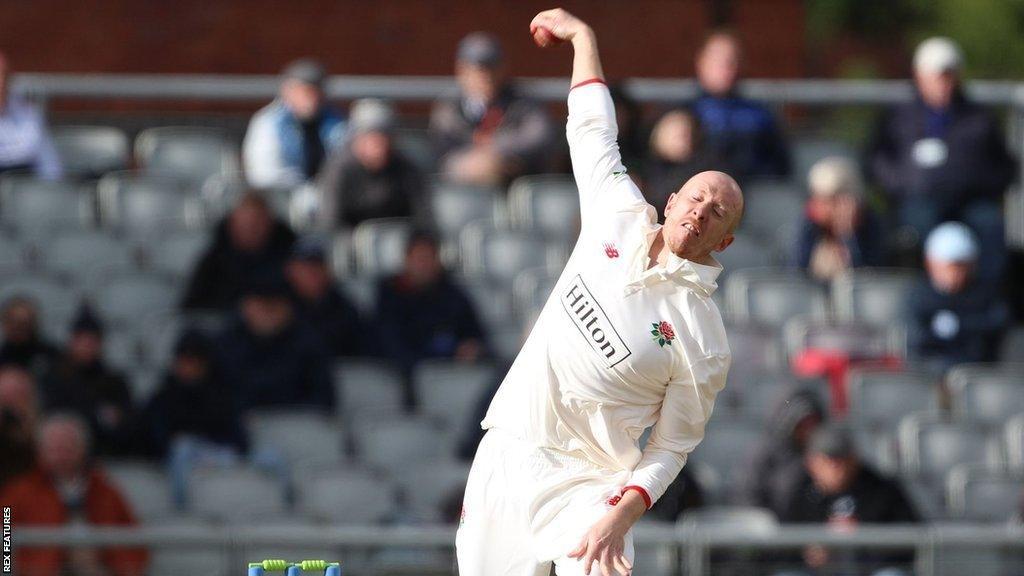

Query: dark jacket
(794, 204), (886, 271)
(691, 90), (791, 179)
(180, 218), (297, 311)
(318, 147), (427, 228)
(0, 337), (59, 380)
(43, 358), (136, 457)
(375, 273), (486, 371)
(214, 315), (334, 412)
(430, 84), (555, 176)
(293, 287), (372, 358)
(867, 91), (1016, 210)
(140, 372), (247, 457)
(0, 409), (35, 490)
(905, 276), (1010, 369)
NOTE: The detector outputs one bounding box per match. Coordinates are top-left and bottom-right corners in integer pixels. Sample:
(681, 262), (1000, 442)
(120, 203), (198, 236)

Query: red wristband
(620, 485), (652, 509)
(570, 78), (606, 90)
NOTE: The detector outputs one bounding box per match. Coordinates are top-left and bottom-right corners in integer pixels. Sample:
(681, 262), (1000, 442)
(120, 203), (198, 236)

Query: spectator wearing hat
(243, 58), (347, 191)
(905, 222), (1010, 372)
(141, 330), (246, 507)
(430, 32), (555, 185)
(691, 31), (791, 180)
(284, 236), (370, 357)
(375, 231), (487, 405)
(0, 295), (59, 379)
(317, 99), (428, 229)
(0, 366), (40, 490)
(867, 37), (1015, 282)
(214, 272), (334, 412)
(181, 192), (297, 311)
(775, 426), (919, 576)
(42, 307), (136, 457)
(0, 414), (148, 576)
(643, 107), (729, 217)
(0, 51), (62, 179)
(795, 157), (885, 281)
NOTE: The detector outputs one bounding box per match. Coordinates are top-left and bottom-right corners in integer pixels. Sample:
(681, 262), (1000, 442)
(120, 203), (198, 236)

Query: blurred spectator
(608, 82), (646, 171)
(906, 222), (1009, 371)
(181, 192), (297, 311)
(647, 466), (706, 522)
(643, 107), (727, 214)
(318, 98), (428, 229)
(691, 31), (790, 180)
(740, 388), (825, 516)
(796, 157), (885, 281)
(867, 37), (1015, 282)
(430, 32), (555, 185)
(285, 236), (369, 357)
(243, 58), (346, 191)
(43, 306), (136, 457)
(215, 272), (334, 411)
(0, 295), (58, 379)
(777, 426), (918, 576)
(375, 231), (486, 400)
(0, 366), (39, 489)
(0, 51), (62, 179)
(0, 414), (148, 576)
(141, 330), (246, 507)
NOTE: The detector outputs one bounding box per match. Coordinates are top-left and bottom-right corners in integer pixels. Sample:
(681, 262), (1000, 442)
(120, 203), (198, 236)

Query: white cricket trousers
(456, 428), (635, 576)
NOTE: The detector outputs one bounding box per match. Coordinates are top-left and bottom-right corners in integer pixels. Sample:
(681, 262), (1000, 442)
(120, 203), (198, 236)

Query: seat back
(188, 465), (286, 521)
(135, 127), (239, 185)
(52, 126), (130, 178)
(0, 177), (92, 233)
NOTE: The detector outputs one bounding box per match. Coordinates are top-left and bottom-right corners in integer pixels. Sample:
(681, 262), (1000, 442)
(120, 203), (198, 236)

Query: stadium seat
(91, 273), (179, 327)
(460, 222), (557, 284)
(850, 427), (899, 476)
(723, 372), (815, 423)
(713, 232), (775, 284)
(52, 125), (130, 179)
(1006, 187), (1024, 249)
(507, 174), (581, 243)
(149, 525), (229, 576)
(831, 268), (919, 328)
(488, 321), (530, 362)
(413, 360), (497, 436)
(144, 231), (209, 278)
(782, 317), (904, 362)
(946, 464), (1024, 523)
(0, 274), (81, 329)
(333, 358), (406, 417)
(898, 414), (1000, 479)
(187, 465), (287, 521)
(393, 128), (437, 173)
(0, 176), (93, 234)
(248, 409), (347, 467)
(723, 323), (783, 377)
(39, 230), (136, 282)
(102, 328), (141, 371)
(393, 459), (471, 522)
(0, 237), (26, 268)
(337, 276), (376, 317)
(791, 138), (856, 182)
(459, 275), (515, 330)
(97, 172), (202, 235)
(351, 413), (450, 474)
(1006, 414), (1024, 473)
(948, 364), (1024, 425)
(737, 180), (804, 246)
(295, 466), (398, 524)
(428, 181), (502, 243)
(351, 217), (413, 277)
(135, 310), (225, 369)
(725, 268), (829, 328)
(1000, 325), (1024, 363)
(679, 506), (779, 535)
(512, 266), (558, 321)
(847, 369), (939, 430)
(103, 460), (175, 520)
(126, 365), (162, 404)
(687, 418), (763, 503)
(135, 126), (239, 186)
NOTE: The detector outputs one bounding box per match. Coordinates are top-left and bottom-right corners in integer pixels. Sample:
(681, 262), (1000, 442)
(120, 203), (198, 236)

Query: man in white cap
(905, 221), (1009, 371)
(867, 37), (1015, 282)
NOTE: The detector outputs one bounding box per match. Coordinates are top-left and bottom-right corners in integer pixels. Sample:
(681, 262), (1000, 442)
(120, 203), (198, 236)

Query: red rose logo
(658, 321), (675, 340)
(651, 321), (675, 347)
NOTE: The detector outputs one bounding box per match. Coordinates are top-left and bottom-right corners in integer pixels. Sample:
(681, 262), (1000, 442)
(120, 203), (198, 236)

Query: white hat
(807, 156), (863, 198)
(349, 98), (396, 134)
(925, 221), (978, 263)
(913, 37), (963, 74)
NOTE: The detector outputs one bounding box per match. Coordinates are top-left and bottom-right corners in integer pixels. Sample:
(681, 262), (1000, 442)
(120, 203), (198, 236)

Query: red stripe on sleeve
(620, 485), (652, 509)
(570, 78), (606, 91)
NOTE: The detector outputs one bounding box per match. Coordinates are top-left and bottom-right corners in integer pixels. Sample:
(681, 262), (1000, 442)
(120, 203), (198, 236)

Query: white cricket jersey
(481, 81), (730, 508)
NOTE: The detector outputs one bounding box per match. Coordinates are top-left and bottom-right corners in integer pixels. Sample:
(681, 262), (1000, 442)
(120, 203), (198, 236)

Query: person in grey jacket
(430, 32), (555, 186)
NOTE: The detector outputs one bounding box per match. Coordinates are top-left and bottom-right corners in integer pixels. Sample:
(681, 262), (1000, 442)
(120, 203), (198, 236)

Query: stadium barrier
(13, 523), (1024, 575)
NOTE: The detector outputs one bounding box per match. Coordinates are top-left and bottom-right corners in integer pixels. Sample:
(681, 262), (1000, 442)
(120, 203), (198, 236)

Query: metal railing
(13, 523), (1024, 576)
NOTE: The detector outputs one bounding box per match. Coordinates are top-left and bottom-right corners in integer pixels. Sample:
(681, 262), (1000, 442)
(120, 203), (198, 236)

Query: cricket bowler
(456, 8), (744, 576)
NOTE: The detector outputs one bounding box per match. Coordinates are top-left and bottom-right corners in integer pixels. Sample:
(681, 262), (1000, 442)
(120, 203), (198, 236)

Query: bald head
(37, 413), (91, 480)
(662, 170), (744, 263)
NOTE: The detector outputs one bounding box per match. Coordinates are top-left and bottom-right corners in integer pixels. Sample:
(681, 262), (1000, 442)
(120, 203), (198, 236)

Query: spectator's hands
(455, 339), (482, 362)
(444, 148), (506, 186)
(803, 544), (830, 569)
(530, 8), (592, 44)
(832, 195), (860, 238)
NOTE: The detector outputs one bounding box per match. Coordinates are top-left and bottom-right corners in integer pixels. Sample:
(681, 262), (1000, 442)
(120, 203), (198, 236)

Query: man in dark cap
(0, 295), (59, 379)
(42, 306), (136, 456)
(430, 32), (555, 185)
(243, 58), (347, 191)
(777, 426), (919, 576)
(284, 236), (370, 357)
(214, 271), (334, 411)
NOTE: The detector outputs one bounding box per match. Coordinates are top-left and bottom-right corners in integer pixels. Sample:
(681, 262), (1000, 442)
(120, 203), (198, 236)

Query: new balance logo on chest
(603, 243), (619, 259)
(562, 275), (631, 368)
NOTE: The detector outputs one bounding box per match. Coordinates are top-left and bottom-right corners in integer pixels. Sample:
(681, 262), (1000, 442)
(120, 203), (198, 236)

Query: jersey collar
(624, 220), (723, 298)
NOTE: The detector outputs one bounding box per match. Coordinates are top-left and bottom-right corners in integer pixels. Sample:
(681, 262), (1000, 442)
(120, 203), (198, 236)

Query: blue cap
(925, 221), (978, 262)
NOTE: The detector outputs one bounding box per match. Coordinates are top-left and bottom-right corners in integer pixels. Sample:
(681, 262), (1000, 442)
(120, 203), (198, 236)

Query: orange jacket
(0, 466), (149, 576)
